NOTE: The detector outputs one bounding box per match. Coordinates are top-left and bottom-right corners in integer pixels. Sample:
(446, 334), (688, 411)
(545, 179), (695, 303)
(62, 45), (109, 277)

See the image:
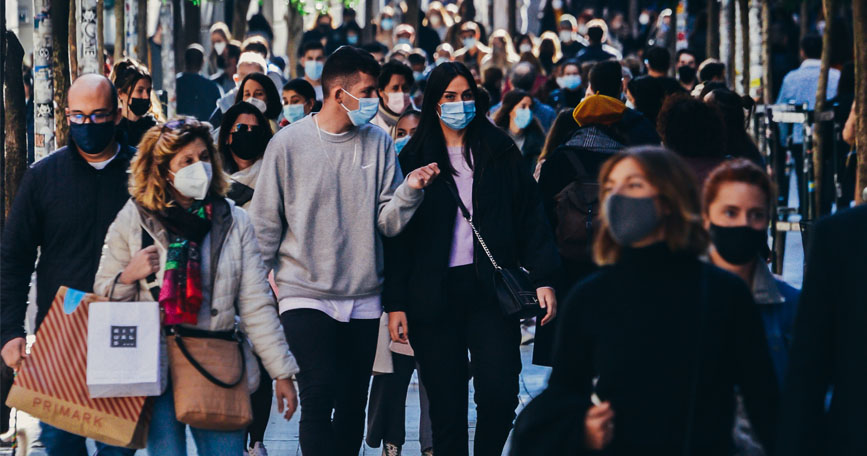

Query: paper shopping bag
(5, 287), (151, 449)
(87, 301), (163, 398)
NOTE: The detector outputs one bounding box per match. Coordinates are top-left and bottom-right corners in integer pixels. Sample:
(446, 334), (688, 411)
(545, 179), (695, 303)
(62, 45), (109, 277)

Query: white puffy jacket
(94, 197), (299, 392)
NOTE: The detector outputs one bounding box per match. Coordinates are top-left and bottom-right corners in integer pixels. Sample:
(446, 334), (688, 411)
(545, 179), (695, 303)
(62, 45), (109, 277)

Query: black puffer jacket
(383, 122), (561, 323)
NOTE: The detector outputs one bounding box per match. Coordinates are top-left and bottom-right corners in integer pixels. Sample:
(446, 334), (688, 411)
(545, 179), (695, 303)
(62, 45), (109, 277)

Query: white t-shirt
(314, 84), (324, 101)
(278, 296), (382, 323)
(87, 144), (121, 170)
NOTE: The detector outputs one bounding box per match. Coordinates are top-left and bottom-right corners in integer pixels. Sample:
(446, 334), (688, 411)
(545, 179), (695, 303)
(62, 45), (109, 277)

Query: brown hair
(702, 158), (775, 216)
(594, 146), (709, 265)
(130, 117), (228, 212)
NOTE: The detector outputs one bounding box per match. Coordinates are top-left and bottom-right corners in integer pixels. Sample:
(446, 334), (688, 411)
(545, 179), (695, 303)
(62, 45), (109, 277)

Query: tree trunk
(813, 0), (835, 213)
(853, 0), (866, 204)
(97, 0), (105, 71)
(406, 0), (420, 33)
(726, 0), (736, 84)
(707, 0), (720, 59)
(232, 0), (251, 40)
(762, 0), (772, 103)
(114, 0), (123, 62)
(286, 4), (304, 77)
(508, 0), (516, 36)
(183, 0), (201, 59)
(52, 0), (71, 147)
(4, 31), (27, 221)
(33, 0), (56, 160)
(173, 0), (183, 75)
(136, 0), (147, 59)
(630, 0), (639, 40)
(738, 0), (750, 94)
(800, 0), (809, 41)
(161, 0), (177, 118)
(69, 0), (78, 77)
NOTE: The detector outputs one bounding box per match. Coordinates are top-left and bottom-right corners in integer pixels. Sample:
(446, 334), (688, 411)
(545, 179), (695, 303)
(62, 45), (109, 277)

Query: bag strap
(682, 268), (709, 456)
(443, 179), (502, 271)
(562, 148), (590, 179)
(141, 229), (161, 301)
(168, 326), (246, 389)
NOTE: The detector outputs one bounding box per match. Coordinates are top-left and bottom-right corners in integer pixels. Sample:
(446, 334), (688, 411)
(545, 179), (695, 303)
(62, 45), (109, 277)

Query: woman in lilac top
(382, 62), (562, 456)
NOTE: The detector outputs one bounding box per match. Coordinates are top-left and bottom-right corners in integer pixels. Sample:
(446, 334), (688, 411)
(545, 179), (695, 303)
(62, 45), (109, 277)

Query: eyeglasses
(68, 111), (115, 124)
(233, 123), (266, 134)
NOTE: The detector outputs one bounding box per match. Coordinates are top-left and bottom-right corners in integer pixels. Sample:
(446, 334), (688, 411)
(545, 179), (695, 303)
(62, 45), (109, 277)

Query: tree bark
(286, 4), (304, 77)
(406, 0), (420, 33)
(508, 0), (517, 36)
(738, 0), (750, 94)
(69, 0), (78, 78)
(52, 0), (71, 147)
(137, 0), (147, 59)
(800, 0), (809, 42)
(813, 0), (835, 213)
(761, 0), (772, 103)
(114, 0), (123, 62)
(726, 0), (736, 85)
(853, 0), (867, 204)
(4, 31), (27, 221)
(707, 0), (720, 59)
(97, 0), (105, 71)
(183, 0), (201, 58)
(173, 0), (183, 74)
(232, 0), (251, 40)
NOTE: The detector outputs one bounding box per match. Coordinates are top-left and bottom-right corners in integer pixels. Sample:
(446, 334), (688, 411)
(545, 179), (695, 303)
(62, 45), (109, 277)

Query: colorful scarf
(158, 201), (212, 326)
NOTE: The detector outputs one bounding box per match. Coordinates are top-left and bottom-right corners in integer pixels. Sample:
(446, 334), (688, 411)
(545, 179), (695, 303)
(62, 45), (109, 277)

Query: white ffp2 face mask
(386, 92), (408, 114)
(171, 161), (213, 200)
(245, 97), (268, 114)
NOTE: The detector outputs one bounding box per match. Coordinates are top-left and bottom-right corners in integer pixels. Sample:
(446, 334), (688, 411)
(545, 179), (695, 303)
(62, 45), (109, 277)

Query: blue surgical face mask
(439, 100), (476, 131)
(398, 37), (411, 46)
(462, 37), (477, 49)
(557, 74), (582, 90)
(304, 60), (324, 81)
(340, 89), (379, 126)
(435, 57), (449, 66)
(394, 135), (411, 154)
(347, 34), (359, 45)
(513, 107), (532, 129)
(413, 70), (424, 82)
(381, 18), (394, 31)
(283, 103), (306, 123)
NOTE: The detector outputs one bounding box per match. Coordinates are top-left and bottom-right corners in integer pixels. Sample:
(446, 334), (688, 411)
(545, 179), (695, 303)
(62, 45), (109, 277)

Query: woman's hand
(274, 378), (298, 420)
(537, 287), (557, 326)
(388, 311), (409, 344)
(119, 245), (160, 285)
(584, 401), (615, 450)
(406, 163), (441, 190)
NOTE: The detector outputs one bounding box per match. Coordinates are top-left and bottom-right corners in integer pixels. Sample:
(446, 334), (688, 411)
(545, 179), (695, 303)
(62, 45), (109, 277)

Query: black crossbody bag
(445, 181), (542, 320)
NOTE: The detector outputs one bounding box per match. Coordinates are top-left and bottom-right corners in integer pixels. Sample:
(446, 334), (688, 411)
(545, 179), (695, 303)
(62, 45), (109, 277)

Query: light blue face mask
(304, 60), (324, 81)
(439, 100), (476, 131)
(435, 57), (449, 66)
(283, 103), (305, 123)
(557, 74), (582, 91)
(398, 38), (411, 46)
(394, 135), (411, 154)
(340, 89), (379, 126)
(514, 107), (532, 129)
(413, 71), (424, 82)
(347, 34), (359, 45)
(381, 18), (394, 31)
(462, 37), (477, 49)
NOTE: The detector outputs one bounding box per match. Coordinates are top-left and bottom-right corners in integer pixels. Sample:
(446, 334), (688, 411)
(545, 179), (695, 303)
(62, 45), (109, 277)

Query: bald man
(1, 74), (137, 456)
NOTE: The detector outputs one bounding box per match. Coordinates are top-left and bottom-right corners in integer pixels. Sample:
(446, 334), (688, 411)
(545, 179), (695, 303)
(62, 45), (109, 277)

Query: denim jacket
(751, 263), (800, 386)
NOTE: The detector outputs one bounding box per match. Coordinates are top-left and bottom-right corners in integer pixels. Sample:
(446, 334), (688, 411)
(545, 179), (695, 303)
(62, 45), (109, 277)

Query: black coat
(513, 244), (780, 455)
(777, 205), (867, 456)
(383, 122), (561, 323)
(1, 143), (134, 347)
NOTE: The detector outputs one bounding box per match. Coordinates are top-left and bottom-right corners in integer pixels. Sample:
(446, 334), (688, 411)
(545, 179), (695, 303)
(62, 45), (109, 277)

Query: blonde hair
(593, 146), (709, 265)
(130, 117), (227, 212)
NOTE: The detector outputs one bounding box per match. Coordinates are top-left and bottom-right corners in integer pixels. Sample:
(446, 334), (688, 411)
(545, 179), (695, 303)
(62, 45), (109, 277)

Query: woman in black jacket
(492, 89), (546, 176)
(383, 62), (561, 456)
(511, 146), (779, 456)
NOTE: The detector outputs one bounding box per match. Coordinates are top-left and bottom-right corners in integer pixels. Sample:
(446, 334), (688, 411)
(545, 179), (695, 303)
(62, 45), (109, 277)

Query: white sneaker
(249, 442), (269, 456)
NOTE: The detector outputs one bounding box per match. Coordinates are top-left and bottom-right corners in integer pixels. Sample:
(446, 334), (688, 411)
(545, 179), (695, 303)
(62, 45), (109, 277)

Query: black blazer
(777, 205), (867, 456)
(383, 122), (561, 323)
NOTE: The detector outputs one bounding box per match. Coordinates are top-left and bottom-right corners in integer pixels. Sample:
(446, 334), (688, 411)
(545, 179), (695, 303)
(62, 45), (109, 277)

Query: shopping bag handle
(168, 326), (246, 389)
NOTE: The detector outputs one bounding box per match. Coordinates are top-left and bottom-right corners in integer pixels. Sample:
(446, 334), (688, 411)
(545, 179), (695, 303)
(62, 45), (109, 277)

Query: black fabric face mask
(678, 65), (697, 84)
(128, 97), (151, 117)
(710, 224), (767, 265)
(230, 129), (269, 161)
(70, 122), (116, 155)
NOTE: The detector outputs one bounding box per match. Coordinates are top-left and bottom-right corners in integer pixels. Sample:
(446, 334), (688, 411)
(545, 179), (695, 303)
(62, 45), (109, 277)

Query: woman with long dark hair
(492, 89), (546, 175)
(111, 58), (161, 146)
(234, 72), (282, 132)
(383, 62), (561, 456)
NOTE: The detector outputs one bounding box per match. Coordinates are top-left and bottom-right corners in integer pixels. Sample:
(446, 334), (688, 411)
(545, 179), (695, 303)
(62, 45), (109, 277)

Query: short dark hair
(242, 35), (270, 58)
(282, 78), (316, 102)
(184, 44), (205, 72)
(589, 60), (623, 98)
(361, 42), (390, 56)
(321, 46), (381, 99)
(407, 52), (427, 67)
(587, 26), (604, 43)
(226, 41), (242, 60)
(300, 40), (325, 58)
(698, 60), (726, 82)
(510, 62), (537, 92)
(378, 60), (414, 90)
(676, 48), (697, 61)
(800, 34), (823, 60)
(644, 46), (671, 73)
(234, 72), (282, 119)
(657, 93), (726, 159)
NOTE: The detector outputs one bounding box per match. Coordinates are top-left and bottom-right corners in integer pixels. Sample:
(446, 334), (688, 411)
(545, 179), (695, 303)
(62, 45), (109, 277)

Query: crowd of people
(0, 1), (864, 456)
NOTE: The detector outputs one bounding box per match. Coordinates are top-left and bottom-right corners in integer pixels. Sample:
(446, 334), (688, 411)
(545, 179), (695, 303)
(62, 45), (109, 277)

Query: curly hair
(656, 93), (726, 159)
(130, 117), (228, 212)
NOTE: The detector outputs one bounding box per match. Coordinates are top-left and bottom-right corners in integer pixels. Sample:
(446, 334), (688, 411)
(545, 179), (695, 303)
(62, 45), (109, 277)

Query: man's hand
(584, 401), (615, 450)
(119, 245), (160, 285)
(406, 163), (441, 190)
(1, 337), (27, 370)
(388, 311), (409, 344)
(537, 287), (557, 326)
(274, 378), (298, 421)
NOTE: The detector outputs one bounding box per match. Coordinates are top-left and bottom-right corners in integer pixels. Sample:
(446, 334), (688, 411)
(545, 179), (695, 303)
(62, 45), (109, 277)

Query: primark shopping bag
(5, 287), (150, 449)
(87, 300), (163, 398)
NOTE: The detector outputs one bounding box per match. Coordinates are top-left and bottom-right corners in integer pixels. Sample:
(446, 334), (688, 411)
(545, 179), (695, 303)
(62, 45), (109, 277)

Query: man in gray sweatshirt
(249, 46), (439, 456)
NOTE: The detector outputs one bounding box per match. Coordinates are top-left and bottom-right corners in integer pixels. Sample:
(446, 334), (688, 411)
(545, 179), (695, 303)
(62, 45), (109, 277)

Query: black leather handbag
(445, 181), (542, 320)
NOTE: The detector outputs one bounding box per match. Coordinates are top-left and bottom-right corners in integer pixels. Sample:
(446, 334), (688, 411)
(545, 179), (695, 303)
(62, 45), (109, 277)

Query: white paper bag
(87, 301), (163, 398)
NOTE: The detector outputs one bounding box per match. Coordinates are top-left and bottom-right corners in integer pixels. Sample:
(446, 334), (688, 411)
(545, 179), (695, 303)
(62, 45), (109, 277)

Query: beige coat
(94, 198), (299, 392)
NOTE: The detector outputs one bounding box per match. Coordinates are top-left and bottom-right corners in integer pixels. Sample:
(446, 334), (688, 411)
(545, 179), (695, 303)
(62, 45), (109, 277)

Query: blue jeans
(39, 423), (135, 456)
(147, 386), (245, 456)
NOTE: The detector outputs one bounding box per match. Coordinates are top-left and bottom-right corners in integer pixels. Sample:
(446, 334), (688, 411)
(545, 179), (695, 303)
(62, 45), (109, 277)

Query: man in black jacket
(777, 205), (867, 455)
(0, 74), (136, 456)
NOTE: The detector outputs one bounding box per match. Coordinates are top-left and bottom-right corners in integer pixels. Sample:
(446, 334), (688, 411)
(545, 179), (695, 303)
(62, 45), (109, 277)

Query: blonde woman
(536, 31), (563, 75)
(481, 29), (520, 73)
(94, 118), (298, 456)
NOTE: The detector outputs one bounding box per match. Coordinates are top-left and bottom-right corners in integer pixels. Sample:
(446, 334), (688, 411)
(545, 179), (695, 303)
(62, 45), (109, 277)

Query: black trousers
(1, 360), (13, 434)
(247, 356), (273, 445)
(366, 353), (433, 449)
(280, 308), (379, 456)
(409, 265), (523, 456)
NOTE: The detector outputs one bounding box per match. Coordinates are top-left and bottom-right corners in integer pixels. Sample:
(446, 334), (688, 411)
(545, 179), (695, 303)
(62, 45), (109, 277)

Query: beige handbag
(165, 325), (253, 431)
